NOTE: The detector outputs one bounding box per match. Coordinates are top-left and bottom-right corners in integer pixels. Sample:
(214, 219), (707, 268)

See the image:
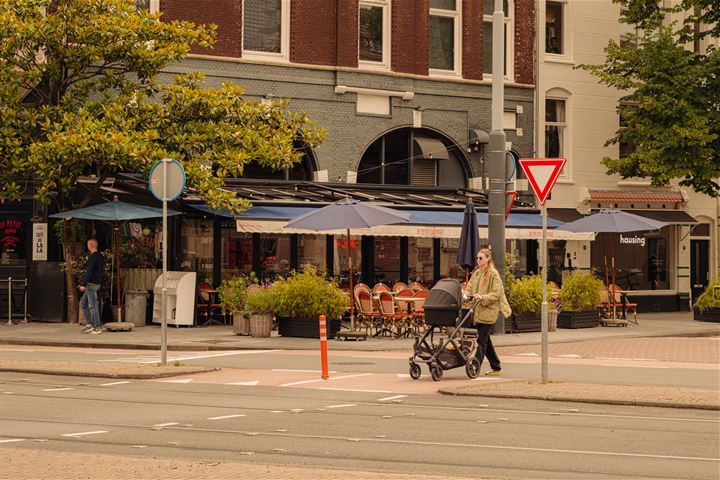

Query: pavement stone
(0, 448), (487, 480)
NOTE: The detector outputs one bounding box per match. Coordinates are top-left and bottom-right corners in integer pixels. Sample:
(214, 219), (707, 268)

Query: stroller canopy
(425, 278), (463, 310)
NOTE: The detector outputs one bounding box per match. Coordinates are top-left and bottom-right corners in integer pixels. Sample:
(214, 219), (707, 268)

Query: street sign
(519, 158), (566, 205)
(149, 158), (186, 202)
(505, 191), (517, 221)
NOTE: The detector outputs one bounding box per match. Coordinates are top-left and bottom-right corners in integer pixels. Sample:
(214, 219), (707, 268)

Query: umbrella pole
(612, 240), (617, 322)
(347, 229), (355, 331)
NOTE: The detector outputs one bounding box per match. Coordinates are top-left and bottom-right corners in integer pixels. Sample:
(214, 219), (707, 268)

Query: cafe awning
(228, 205), (594, 240)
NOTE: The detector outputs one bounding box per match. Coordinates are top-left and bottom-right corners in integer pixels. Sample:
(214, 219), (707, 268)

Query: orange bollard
(319, 315), (329, 379)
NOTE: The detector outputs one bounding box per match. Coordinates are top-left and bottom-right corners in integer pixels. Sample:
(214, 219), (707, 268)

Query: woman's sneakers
(88, 328), (102, 335)
(81, 325), (93, 333)
(484, 369), (502, 376)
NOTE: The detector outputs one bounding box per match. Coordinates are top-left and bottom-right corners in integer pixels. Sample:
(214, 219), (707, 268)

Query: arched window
(357, 128), (468, 187)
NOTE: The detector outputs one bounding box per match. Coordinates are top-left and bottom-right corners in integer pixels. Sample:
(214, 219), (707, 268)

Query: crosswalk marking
(62, 431), (107, 437)
(207, 414), (246, 420)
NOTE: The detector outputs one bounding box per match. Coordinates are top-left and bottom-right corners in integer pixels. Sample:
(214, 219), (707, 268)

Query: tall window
(482, 0), (511, 76)
(243, 0), (289, 60)
(619, 7), (638, 48)
(545, 1), (564, 54)
(429, 0), (460, 74)
(359, 0), (390, 68)
(545, 97), (567, 175)
(618, 101), (637, 158)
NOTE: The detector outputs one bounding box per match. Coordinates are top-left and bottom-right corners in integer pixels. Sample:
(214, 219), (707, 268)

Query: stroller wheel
(430, 365), (443, 382)
(465, 357), (480, 379)
(409, 362), (421, 380)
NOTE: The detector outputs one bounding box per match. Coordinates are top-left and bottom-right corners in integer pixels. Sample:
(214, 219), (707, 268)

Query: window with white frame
(482, 0), (512, 76)
(545, 97), (568, 175)
(359, 0), (390, 68)
(243, 0), (289, 60)
(545, 1), (564, 54)
(429, 0), (461, 74)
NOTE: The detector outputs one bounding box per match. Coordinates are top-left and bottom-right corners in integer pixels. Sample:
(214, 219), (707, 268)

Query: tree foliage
(582, 0), (719, 197)
(0, 0), (325, 211)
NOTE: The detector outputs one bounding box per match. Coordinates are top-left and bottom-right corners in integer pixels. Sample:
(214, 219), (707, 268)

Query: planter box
(232, 311), (251, 335)
(694, 307), (720, 323)
(250, 313), (273, 338)
(558, 310), (600, 329)
(278, 316), (342, 339)
(512, 313), (541, 333)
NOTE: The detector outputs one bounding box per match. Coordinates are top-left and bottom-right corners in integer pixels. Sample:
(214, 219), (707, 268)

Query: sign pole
(541, 203), (548, 383)
(161, 159), (168, 366)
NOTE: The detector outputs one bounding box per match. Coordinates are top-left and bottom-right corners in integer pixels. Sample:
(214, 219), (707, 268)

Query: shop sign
(619, 234), (646, 247)
(32, 222), (48, 261)
(0, 219), (22, 252)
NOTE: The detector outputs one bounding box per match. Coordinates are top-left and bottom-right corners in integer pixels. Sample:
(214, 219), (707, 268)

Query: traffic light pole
(489, 0), (507, 335)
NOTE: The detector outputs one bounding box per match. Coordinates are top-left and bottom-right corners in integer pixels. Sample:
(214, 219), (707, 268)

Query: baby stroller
(409, 278), (481, 381)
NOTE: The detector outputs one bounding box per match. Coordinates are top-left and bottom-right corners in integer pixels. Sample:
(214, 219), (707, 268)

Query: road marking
(153, 423), (179, 427)
(272, 369), (337, 373)
(0, 439), (25, 443)
(318, 388), (392, 393)
(557, 354), (582, 358)
(43, 387), (74, 392)
(224, 381), (259, 386)
(279, 373), (372, 387)
(99, 350), (280, 364)
(100, 381), (131, 386)
(161, 379), (193, 383)
(324, 404), (357, 409)
(62, 431), (107, 437)
(378, 395), (407, 402)
(396, 374), (410, 378)
(207, 414), (246, 420)
(601, 364), (669, 369)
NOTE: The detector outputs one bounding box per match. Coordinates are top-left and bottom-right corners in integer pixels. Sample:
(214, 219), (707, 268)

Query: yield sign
(518, 158), (566, 205)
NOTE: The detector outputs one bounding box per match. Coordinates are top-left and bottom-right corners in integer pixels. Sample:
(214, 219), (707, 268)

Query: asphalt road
(0, 372), (718, 480)
(1, 345), (718, 391)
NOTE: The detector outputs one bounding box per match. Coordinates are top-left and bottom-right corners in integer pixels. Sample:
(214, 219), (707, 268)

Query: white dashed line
(318, 388), (392, 393)
(0, 439), (25, 443)
(43, 387), (74, 392)
(224, 381), (260, 386)
(153, 423), (179, 427)
(100, 381), (131, 386)
(62, 431), (107, 437)
(161, 379), (193, 383)
(378, 395), (407, 402)
(207, 414), (246, 420)
(324, 404), (357, 409)
(396, 374), (410, 378)
(279, 373), (373, 387)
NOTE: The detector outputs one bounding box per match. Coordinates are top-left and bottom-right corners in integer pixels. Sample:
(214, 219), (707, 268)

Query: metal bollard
(22, 278), (28, 323)
(6, 277), (12, 325)
(319, 315), (329, 380)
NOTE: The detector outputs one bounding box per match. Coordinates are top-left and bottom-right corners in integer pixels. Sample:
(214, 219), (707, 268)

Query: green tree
(582, 0), (719, 197)
(0, 0), (325, 321)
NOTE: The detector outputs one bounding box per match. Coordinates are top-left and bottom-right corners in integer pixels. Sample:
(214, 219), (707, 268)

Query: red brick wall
(160, 0), (242, 58)
(291, 0), (358, 66)
(462, 0), (484, 80)
(391, 0), (429, 75)
(514, 0), (535, 84)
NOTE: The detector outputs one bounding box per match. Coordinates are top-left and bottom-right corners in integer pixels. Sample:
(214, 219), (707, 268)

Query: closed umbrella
(285, 197), (410, 330)
(559, 209), (666, 320)
(456, 198), (480, 282)
(50, 197), (182, 322)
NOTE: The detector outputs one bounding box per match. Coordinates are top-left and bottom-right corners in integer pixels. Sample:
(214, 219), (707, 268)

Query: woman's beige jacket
(464, 266), (503, 325)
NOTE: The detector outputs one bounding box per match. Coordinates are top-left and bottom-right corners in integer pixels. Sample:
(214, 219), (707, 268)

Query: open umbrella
(50, 197), (182, 322)
(456, 198), (480, 282)
(285, 197), (410, 330)
(559, 209), (666, 320)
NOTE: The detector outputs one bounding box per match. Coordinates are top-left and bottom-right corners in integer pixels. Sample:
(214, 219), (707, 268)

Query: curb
(0, 366), (219, 380)
(437, 387), (720, 411)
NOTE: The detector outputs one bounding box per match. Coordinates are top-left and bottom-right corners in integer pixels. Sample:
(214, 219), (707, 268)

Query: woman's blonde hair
(477, 248), (495, 268)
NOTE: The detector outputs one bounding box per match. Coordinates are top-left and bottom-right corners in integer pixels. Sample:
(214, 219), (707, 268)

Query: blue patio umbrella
(50, 198), (182, 322)
(559, 209), (666, 320)
(456, 199), (480, 281)
(285, 197), (410, 330)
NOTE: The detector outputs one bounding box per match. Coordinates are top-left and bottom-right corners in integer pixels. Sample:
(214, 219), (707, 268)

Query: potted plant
(272, 266), (349, 338)
(245, 285), (276, 338)
(558, 272), (603, 328)
(217, 272), (258, 335)
(693, 281), (720, 322)
(507, 274), (543, 333)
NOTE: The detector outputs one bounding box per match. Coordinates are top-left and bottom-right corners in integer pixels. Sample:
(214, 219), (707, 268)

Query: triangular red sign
(505, 191), (517, 221)
(518, 158), (566, 205)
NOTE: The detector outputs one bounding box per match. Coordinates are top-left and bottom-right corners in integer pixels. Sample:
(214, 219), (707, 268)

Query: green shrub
(693, 281), (720, 312)
(560, 272), (603, 311)
(507, 274), (543, 315)
(217, 272), (258, 313)
(245, 286), (277, 314)
(272, 265), (349, 320)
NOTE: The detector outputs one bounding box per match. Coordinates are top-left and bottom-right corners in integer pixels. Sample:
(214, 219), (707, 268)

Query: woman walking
(464, 248), (504, 375)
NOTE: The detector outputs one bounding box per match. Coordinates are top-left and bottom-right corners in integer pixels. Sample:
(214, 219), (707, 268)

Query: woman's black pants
(475, 323), (501, 371)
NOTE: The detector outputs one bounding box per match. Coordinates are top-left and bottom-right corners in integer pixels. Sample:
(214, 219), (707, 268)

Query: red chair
(409, 281), (426, 292)
(392, 281), (409, 293)
(197, 282), (224, 326)
(609, 283), (638, 324)
(373, 282), (390, 294)
(376, 291), (406, 337)
(410, 289), (428, 333)
(355, 290), (382, 334)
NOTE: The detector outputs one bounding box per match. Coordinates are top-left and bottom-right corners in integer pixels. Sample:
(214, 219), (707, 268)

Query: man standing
(80, 239), (103, 335)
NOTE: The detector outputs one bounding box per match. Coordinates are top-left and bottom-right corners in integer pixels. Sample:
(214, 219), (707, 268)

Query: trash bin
(125, 290), (149, 326)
